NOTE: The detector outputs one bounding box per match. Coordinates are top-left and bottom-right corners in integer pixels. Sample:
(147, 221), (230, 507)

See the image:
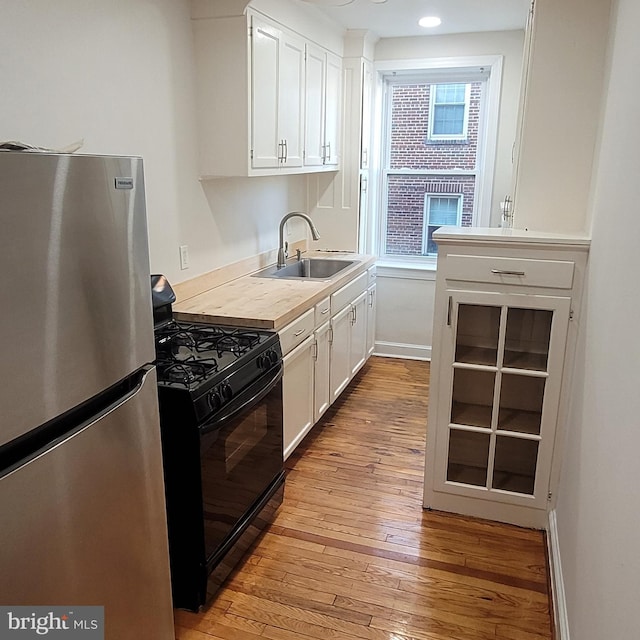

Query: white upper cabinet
(304, 44), (341, 169)
(192, 8), (342, 178)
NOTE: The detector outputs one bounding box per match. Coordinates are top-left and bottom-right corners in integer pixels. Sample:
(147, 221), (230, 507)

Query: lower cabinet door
(366, 283), (376, 358)
(433, 289), (571, 511)
(349, 290), (368, 376)
(330, 304), (352, 402)
(314, 321), (331, 422)
(283, 335), (315, 460)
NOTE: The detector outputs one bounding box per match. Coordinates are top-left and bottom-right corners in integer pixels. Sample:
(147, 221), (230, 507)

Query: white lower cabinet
(423, 228), (589, 528)
(282, 335), (315, 460)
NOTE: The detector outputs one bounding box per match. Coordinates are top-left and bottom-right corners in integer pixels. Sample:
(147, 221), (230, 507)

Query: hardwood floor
(175, 357), (553, 640)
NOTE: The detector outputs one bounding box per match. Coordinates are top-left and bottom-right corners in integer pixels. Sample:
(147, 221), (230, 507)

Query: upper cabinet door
(251, 17), (280, 169)
(278, 31), (305, 168)
(323, 51), (341, 167)
(304, 46), (341, 168)
(304, 44), (326, 167)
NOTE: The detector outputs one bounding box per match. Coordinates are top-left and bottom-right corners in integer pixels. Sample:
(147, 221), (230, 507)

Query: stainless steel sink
(253, 258), (356, 281)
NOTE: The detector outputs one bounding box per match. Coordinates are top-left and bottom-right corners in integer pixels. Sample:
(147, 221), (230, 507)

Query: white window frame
(363, 55), (503, 271)
(428, 83), (471, 142)
(423, 194), (463, 255)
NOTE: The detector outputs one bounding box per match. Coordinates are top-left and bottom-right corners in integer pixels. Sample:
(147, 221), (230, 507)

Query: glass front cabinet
(423, 229), (589, 528)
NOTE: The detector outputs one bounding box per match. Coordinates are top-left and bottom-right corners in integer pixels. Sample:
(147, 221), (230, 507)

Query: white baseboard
(374, 340), (431, 361)
(547, 510), (570, 640)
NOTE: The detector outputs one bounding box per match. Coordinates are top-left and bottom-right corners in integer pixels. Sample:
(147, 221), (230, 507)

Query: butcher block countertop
(173, 252), (376, 331)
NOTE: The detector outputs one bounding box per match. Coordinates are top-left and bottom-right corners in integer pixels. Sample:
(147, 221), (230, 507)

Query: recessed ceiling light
(419, 16), (442, 28)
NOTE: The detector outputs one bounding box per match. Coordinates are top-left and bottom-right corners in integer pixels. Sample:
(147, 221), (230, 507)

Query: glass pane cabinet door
(436, 292), (571, 508)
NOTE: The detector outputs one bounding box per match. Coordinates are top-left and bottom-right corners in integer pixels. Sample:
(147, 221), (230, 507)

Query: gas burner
(155, 322), (196, 346)
(157, 360), (218, 387)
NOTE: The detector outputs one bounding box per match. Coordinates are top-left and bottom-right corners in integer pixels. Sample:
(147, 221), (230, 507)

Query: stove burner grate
(195, 331), (260, 357)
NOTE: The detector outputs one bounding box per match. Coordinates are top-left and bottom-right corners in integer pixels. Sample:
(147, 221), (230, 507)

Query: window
(424, 195), (462, 255)
(369, 57), (502, 266)
(429, 83), (470, 140)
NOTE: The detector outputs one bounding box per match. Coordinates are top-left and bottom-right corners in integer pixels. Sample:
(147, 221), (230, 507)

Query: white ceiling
(299, 0), (531, 39)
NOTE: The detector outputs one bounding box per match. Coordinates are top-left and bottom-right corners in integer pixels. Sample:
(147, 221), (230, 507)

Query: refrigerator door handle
(0, 368), (151, 479)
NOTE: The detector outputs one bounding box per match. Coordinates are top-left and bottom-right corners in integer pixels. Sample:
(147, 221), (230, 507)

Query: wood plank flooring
(175, 357), (553, 640)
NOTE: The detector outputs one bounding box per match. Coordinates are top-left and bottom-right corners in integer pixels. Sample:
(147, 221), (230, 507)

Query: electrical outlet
(179, 245), (189, 270)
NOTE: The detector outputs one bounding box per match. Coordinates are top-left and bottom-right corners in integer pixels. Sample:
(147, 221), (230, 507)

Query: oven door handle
(199, 364), (283, 435)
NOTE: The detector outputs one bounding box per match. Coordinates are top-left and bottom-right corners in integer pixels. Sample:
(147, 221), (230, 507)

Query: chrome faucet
(277, 212), (320, 268)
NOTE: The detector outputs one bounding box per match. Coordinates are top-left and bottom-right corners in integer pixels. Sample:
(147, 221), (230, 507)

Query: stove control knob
(266, 349), (279, 365)
(257, 353), (272, 371)
(220, 382), (233, 402)
(208, 390), (222, 412)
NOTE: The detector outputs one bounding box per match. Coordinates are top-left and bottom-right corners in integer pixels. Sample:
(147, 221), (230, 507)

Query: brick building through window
(383, 81), (483, 257)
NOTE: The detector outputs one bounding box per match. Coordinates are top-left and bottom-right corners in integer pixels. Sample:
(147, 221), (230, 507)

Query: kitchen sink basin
(253, 258), (356, 281)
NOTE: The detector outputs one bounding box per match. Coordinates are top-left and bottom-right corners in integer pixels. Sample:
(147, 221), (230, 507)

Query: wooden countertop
(173, 252), (376, 331)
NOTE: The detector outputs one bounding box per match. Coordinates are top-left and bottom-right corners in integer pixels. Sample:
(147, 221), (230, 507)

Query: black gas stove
(151, 275), (285, 611)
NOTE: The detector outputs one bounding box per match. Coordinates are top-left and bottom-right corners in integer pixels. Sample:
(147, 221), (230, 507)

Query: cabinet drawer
(314, 297), (331, 327)
(331, 271), (368, 312)
(367, 265), (377, 285)
(279, 308), (315, 355)
(445, 254), (575, 289)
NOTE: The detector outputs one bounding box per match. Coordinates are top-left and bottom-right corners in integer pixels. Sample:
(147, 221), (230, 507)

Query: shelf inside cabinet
(455, 304), (500, 366)
(454, 345), (498, 366)
(492, 436), (538, 495)
(491, 470), (536, 495)
(503, 350), (549, 371)
(451, 368), (495, 428)
(447, 463), (488, 487)
(497, 408), (542, 435)
(451, 402), (493, 429)
(447, 429), (490, 487)
(498, 373), (545, 435)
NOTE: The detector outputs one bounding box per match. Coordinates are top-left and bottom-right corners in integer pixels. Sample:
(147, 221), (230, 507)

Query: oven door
(199, 364), (283, 563)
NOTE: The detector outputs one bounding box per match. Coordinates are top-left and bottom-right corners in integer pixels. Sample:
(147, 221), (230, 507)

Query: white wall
(554, 0), (640, 637)
(374, 270), (435, 360)
(0, 0), (307, 284)
(513, 0), (612, 233)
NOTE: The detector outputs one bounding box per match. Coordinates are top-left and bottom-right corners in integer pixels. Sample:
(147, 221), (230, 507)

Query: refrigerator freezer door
(0, 152), (156, 447)
(0, 368), (174, 640)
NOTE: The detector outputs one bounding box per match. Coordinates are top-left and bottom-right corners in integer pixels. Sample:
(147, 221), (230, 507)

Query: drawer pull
(294, 328), (306, 337)
(491, 269), (525, 276)
(321, 308), (330, 315)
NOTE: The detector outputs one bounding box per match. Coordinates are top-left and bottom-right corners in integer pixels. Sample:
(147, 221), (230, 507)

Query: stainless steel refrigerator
(0, 152), (175, 639)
